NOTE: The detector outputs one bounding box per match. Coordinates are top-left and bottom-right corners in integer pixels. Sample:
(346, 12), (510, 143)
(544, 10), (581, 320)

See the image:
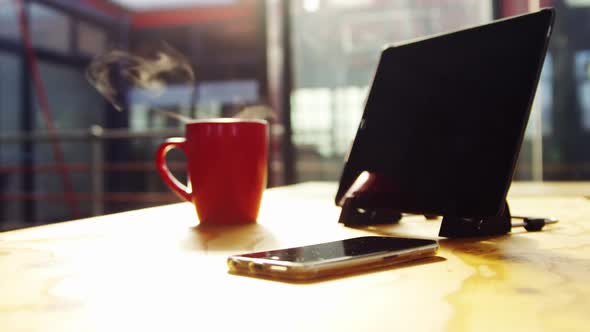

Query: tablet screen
(336, 9), (554, 217)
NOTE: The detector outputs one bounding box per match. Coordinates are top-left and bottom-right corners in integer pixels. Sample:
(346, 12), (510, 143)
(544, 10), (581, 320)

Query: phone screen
(239, 236), (436, 263)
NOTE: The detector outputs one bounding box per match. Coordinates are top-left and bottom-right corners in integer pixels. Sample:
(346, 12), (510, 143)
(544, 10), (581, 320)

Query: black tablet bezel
(335, 9), (555, 218)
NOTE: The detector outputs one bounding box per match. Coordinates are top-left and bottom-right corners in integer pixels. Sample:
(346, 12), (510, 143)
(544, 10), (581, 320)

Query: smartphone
(227, 236), (439, 280)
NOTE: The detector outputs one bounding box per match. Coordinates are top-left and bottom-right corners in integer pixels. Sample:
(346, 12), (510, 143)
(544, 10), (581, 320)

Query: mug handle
(155, 138), (192, 202)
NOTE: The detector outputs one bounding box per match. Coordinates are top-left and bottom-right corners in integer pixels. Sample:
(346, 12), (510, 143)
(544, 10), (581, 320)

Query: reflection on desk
(0, 182), (589, 332)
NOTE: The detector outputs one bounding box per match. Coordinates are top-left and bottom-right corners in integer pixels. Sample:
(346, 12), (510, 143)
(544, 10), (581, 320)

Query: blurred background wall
(0, 0), (588, 230)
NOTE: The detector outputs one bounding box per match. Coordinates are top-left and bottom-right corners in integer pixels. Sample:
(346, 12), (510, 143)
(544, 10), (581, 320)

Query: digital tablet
(335, 9), (555, 218)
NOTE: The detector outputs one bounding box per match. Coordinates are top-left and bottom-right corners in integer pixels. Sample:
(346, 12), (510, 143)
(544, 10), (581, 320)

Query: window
(0, 52), (22, 227)
(30, 3), (70, 53)
(32, 62), (105, 221)
(78, 21), (107, 56)
(0, 1), (19, 41)
(34, 62), (104, 131)
(575, 50), (590, 131)
(290, 0), (493, 181)
(503, 0), (590, 180)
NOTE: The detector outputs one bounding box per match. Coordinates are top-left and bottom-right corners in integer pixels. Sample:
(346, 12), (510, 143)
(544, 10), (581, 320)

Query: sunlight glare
(303, 0), (320, 13)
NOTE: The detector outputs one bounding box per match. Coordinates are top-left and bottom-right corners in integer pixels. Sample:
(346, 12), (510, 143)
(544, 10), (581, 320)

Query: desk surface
(1, 182), (589, 332)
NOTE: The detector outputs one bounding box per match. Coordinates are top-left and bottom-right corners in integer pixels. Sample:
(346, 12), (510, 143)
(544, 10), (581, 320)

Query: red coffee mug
(156, 119), (268, 225)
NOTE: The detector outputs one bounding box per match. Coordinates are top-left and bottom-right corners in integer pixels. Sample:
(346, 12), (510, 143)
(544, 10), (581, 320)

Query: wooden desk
(1, 182), (589, 332)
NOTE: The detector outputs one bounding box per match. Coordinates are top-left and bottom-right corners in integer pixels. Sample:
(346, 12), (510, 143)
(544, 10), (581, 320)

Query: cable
(511, 216), (558, 231)
(16, 0), (80, 219)
(417, 214), (559, 232)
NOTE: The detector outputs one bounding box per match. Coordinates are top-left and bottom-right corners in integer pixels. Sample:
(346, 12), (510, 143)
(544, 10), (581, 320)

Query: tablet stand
(339, 196), (512, 237)
(338, 197), (402, 226)
(337, 172), (512, 238)
(438, 201), (511, 237)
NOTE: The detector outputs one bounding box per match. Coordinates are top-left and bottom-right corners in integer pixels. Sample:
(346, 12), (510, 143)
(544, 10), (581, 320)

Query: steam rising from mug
(86, 43), (194, 122)
(86, 43), (274, 122)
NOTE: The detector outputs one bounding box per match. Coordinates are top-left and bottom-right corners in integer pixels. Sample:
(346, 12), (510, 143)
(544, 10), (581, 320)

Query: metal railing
(0, 126), (184, 218)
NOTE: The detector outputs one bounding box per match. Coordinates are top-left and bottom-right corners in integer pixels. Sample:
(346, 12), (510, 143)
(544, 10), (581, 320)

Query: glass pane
(30, 3), (70, 53)
(33, 62), (105, 222)
(0, 1), (19, 41)
(77, 21), (107, 56)
(0, 53), (21, 133)
(502, 0), (590, 181)
(0, 52), (23, 228)
(517, 53), (553, 180)
(577, 51), (590, 131)
(35, 62), (104, 131)
(291, 0), (493, 181)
